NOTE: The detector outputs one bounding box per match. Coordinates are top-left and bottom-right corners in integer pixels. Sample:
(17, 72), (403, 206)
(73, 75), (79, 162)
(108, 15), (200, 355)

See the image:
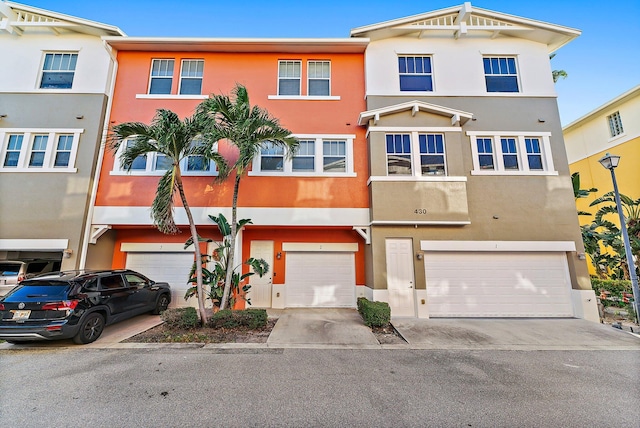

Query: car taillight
(0, 303), (4, 310)
(17, 274), (25, 282)
(42, 300), (79, 311)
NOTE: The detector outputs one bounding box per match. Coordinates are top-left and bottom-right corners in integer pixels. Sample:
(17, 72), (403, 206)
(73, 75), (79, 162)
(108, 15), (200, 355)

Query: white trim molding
(372, 220), (471, 226)
(135, 94), (208, 100)
(359, 100), (473, 126)
(0, 239), (69, 251)
(420, 240), (577, 252)
(282, 242), (358, 252)
(120, 243), (194, 253)
(267, 95), (340, 101)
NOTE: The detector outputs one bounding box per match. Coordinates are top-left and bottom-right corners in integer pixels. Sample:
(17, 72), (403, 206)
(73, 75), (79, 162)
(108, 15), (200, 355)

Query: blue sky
(20, 0), (640, 126)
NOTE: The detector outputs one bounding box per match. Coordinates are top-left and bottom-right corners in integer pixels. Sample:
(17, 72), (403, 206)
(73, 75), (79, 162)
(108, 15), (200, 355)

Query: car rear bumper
(0, 322), (80, 341)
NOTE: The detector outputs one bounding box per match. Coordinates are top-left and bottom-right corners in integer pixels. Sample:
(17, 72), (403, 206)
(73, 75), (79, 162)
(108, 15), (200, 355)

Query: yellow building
(564, 85), (640, 274)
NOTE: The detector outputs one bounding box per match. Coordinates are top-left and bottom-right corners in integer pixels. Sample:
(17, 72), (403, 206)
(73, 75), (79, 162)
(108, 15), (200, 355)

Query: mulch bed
(123, 318), (407, 345)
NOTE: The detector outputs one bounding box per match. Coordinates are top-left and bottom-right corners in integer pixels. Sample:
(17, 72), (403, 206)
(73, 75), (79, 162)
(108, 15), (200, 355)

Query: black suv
(0, 269), (171, 344)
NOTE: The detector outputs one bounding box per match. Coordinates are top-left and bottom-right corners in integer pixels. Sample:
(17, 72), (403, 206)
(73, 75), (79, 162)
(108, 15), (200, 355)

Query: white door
(385, 239), (416, 317)
(285, 252), (355, 307)
(126, 252), (195, 308)
(425, 252), (574, 317)
(247, 240), (274, 308)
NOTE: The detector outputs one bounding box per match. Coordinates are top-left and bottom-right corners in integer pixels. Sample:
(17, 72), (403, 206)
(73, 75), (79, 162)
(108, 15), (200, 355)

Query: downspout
(79, 38), (119, 269)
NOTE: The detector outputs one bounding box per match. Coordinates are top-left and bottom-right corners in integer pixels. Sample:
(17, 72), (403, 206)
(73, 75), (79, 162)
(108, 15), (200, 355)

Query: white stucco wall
(0, 32), (114, 94)
(364, 34), (556, 97)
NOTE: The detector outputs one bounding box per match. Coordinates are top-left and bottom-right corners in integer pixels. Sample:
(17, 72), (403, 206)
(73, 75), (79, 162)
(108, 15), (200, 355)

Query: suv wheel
(73, 313), (105, 344)
(152, 294), (170, 315)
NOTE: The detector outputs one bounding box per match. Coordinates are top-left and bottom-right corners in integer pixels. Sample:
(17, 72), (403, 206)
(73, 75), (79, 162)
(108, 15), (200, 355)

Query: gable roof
(358, 100), (474, 126)
(0, 1), (124, 37)
(350, 2), (580, 52)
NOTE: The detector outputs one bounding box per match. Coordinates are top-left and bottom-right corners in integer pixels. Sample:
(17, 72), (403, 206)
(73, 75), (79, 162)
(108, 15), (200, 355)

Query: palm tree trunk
(220, 173), (241, 311)
(175, 168), (208, 324)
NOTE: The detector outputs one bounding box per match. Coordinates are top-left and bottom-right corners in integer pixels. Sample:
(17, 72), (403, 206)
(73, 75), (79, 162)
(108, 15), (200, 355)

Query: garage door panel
(126, 252), (196, 309)
(285, 252), (355, 308)
(425, 252), (573, 317)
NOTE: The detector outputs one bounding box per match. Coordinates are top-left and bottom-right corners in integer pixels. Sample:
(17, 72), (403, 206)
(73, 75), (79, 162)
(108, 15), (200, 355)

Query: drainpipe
(79, 39), (118, 269)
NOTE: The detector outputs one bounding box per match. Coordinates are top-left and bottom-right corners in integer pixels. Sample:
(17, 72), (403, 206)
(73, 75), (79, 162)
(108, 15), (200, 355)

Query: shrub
(161, 307), (200, 329)
(208, 309), (268, 329)
(592, 278), (634, 308)
(357, 297), (391, 327)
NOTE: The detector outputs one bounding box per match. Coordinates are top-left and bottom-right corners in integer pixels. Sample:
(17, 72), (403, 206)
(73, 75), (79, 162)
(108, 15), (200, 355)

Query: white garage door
(425, 252), (573, 317)
(126, 252), (195, 308)
(285, 252), (356, 308)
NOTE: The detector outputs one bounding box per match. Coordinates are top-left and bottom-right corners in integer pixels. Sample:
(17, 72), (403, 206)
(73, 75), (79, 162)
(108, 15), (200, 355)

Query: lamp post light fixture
(598, 153), (640, 324)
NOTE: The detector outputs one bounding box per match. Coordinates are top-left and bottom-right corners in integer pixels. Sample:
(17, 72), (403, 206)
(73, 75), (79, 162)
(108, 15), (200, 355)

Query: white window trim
(466, 131), (557, 176)
(268, 95), (340, 101)
(607, 111), (625, 139)
(384, 131), (448, 177)
(0, 129), (82, 173)
(277, 60), (301, 96)
(178, 59), (205, 96)
(482, 55), (521, 94)
(147, 58), (175, 95)
(398, 54), (434, 92)
(38, 51), (78, 91)
(110, 140), (219, 176)
(136, 94), (208, 100)
(307, 60), (331, 97)
(248, 134), (356, 177)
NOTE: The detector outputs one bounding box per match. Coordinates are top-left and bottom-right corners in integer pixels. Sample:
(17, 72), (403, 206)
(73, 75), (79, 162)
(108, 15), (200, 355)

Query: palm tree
(109, 109), (228, 324)
(197, 84), (297, 310)
(549, 53), (568, 83)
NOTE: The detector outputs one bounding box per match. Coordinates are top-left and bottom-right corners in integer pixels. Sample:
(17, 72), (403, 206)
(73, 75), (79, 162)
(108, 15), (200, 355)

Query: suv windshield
(4, 283), (69, 301)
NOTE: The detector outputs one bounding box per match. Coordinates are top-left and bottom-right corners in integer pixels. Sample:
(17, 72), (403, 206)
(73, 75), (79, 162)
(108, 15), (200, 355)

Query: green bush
(208, 309), (268, 329)
(357, 297), (391, 327)
(161, 307), (200, 329)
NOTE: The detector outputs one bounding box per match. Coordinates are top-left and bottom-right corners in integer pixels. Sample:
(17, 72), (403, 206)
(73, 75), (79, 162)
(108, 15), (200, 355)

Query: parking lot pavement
(390, 318), (640, 350)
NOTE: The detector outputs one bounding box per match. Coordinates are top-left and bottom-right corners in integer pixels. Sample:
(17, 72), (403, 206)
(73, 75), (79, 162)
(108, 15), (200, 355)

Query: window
(386, 134), (412, 175)
(308, 61), (330, 96)
(149, 59), (175, 94)
(525, 138), (543, 170)
(278, 61), (301, 96)
(29, 135), (48, 167)
(0, 129), (82, 172)
(398, 56), (433, 91)
(418, 134), (445, 175)
(607, 111), (624, 137)
(250, 135), (355, 176)
(179, 60), (204, 95)
(54, 135), (73, 167)
(476, 138), (494, 170)
(40, 53), (77, 89)
(323, 140), (346, 172)
(501, 138), (519, 170)
(3, 135), (23, 167)
(293, 140), (315, 172)
(468, 132), (556, 175)
(483, 56), (519, 92)
(112, 139), (217, 176)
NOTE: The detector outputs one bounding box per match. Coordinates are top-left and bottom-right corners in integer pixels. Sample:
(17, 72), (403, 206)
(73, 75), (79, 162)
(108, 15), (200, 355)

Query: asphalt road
(1, 347), (638, 427)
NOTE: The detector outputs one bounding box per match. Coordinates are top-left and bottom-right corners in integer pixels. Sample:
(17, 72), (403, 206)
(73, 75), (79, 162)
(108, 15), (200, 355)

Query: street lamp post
(598, 153), (640, 324)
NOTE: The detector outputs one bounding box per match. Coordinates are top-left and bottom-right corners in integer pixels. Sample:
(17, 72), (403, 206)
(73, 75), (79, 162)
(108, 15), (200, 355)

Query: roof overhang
(563, 84), (640, 132)
(103, 37), (369, 53)
(350, 2), (580, 53)
(358, 101), (474, 126)
(1, 1), (124, 36)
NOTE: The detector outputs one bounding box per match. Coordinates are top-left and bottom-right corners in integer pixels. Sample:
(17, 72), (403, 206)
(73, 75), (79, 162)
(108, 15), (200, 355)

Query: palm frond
(151, 169), (179, 234)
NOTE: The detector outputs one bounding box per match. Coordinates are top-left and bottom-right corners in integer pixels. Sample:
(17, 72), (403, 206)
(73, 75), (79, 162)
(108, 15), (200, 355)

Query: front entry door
(248, 241), (274, 307)
(385, 238), (416, 317)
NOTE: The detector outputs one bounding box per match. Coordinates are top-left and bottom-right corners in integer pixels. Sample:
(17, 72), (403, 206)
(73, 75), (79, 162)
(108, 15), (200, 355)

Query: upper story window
(386, 133), (446, 176)
(278, 61), (301, 96)
(468, 132), (556, 175)
(308, 61), (330, 96)
(111, 139), (218, 176)
(179, 60), (204, 95)
(607, 111), (624, 137)
(149, 59), (175, 94)
(250, 134), (355, 176)
(398, 56), (433, 92)
(483, 56), (519, 93)
(40, 53), (78, 89)
(0, 129), (82, 172)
